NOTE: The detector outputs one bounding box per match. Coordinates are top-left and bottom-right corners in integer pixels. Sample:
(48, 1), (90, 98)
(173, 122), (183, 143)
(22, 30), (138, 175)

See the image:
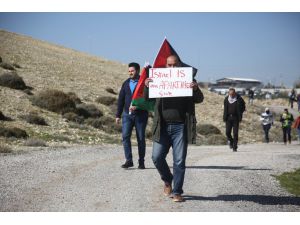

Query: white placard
(148, 67), (193, 98)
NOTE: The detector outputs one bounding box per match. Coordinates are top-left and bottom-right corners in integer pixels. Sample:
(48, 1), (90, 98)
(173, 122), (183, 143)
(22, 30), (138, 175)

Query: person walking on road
(116, 62), (149, 169)
(144, 55), (204, 202)
(260, 108), (274, 143)
(248, 89), (254, 105)
(280, 108), (294, 145)
(289, 89), (296, 109)
(223, 87), (246, 152)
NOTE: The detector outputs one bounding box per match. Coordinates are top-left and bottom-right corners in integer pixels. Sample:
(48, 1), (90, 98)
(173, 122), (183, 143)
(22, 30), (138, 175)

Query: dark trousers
(262, 124), (271, 143)
(282, 127), (291, 143)
(226, 116), (239, 149)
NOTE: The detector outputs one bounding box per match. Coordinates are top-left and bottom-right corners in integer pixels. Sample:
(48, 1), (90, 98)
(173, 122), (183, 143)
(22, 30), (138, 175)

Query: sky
(0, 12), (300, 87)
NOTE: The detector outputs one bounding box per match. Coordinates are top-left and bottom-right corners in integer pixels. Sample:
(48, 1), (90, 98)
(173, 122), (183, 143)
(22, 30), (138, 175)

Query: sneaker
(228, 141), (233, 149)
(233, 148), (237, 152)
(121, 161), (133, 168)
(173, 194), (184, 202)
(164, 183), (172, 196)
(138, 163), (145, 169)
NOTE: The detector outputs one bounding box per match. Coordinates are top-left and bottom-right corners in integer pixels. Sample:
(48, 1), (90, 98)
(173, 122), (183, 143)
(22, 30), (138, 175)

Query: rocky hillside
(0, 30), (295, 151)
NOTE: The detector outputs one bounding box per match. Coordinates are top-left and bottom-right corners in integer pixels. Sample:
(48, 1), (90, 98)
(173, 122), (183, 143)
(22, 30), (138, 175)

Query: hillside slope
(0, 30), (294, 150)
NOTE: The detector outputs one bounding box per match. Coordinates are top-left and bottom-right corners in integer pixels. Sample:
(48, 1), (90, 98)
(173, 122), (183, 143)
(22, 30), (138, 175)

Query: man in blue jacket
(116, 62), (148, 169)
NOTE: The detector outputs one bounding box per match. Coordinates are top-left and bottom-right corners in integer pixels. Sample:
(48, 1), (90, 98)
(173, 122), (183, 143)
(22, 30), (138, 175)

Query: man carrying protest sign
(144, 54), (204, 202)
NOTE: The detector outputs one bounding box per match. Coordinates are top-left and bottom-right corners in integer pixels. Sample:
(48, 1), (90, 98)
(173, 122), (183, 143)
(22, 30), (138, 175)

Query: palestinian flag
(152, 38), (198, 75)
(131, 38), (197, 111)
(130, 66), (154, 111)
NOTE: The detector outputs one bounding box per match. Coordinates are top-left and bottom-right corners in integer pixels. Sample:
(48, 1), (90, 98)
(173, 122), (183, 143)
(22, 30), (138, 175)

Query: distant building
(209, 77), (263, 95)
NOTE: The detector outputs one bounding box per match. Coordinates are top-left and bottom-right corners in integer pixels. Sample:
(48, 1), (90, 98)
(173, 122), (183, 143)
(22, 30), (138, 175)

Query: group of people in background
(260, 106), (300, 145)
(115, 59), (300, 203)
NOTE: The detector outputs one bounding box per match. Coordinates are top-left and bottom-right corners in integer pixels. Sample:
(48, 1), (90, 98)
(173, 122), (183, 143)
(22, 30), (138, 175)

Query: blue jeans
(122, 111), (148, 163)
(152, 123), (187, 195)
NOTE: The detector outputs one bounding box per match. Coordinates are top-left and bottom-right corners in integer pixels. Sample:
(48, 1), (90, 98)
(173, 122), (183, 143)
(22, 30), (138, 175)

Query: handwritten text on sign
(148, 67), (193, 98)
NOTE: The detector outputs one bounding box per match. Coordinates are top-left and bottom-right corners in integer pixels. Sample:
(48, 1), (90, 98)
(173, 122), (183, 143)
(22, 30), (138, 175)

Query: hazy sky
(0, 12), (300, 87)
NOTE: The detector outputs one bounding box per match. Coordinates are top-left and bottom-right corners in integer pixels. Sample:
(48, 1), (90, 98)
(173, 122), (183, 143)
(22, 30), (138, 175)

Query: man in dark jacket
(144, 55), (204, 202)
(223, 87), (246, 152)
(116, 62), (148, 169)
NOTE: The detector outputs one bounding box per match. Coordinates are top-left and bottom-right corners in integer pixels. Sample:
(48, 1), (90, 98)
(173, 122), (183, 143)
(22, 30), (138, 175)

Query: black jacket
(223, 94), (246, 122)
(144, 83), (204, 144)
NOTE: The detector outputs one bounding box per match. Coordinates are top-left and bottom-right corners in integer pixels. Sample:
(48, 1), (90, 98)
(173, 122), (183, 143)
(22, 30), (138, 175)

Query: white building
(209, 77), (263, 95)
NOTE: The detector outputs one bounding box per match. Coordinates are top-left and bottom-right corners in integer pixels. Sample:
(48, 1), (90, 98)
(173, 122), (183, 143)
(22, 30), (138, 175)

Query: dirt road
(1, 143), (300, 211)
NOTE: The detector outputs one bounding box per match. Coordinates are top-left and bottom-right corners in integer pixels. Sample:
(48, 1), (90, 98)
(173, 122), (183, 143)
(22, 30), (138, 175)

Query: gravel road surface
(1, 143), (300, 211)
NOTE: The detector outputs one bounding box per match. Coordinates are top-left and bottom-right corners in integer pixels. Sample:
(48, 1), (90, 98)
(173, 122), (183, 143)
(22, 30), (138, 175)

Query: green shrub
(85, 118), (103, 129)
(0, 72), (28, 90)
(20, 113), (48, 126)
(63, 112), (84, 124)
(76, 103), (103, 118)
(196, 134), (227, 145)
(24, 138), (47, 147)
(0, 126), (28, 138)
(105, 87), (117, 95)
(0, 62), (15, 70)
(96, 96), (117, 106)
(30, 89), (76, 113)
(67, 92), (82, 104)
(85, 116), (115, 129)
(197, 124), (222, 135)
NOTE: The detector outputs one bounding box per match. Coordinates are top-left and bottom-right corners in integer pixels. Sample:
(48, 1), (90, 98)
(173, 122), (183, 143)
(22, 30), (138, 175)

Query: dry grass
(63, 112), (84, 124)
(24, 138), (47, 147)
(0, 62), (15, 70)
(105, 87), (118, 95)
(96, 96), (117, 106)
(0, 110), (12, 121)
(0, 143), (12, 153)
